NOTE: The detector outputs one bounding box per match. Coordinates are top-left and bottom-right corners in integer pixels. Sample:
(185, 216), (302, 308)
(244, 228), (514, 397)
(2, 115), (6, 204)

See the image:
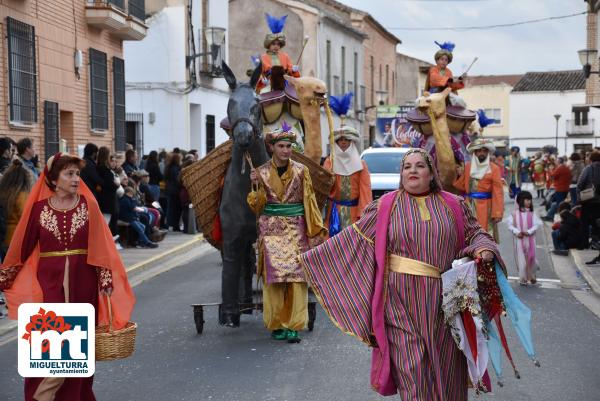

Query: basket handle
(104, 294), (114, 333)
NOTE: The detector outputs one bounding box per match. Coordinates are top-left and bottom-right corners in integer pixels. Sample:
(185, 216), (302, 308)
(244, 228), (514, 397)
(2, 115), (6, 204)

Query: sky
(337, 0), (587, 76)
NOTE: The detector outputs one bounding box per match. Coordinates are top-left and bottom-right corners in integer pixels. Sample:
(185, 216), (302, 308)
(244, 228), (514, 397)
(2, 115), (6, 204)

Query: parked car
(361, 147), (412, 199)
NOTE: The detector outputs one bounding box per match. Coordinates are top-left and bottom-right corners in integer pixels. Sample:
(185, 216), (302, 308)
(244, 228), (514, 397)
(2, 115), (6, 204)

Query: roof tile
(511, 70), (585, 92)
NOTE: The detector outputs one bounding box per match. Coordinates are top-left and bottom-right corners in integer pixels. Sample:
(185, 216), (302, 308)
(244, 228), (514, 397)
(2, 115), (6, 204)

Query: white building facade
(124, 0), (230, 156)
(317, 11), (365, 152)
(509, 71), (600, 156)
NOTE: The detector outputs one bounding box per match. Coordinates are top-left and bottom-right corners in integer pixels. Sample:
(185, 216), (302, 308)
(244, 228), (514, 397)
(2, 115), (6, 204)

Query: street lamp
(554, 114), (561, 152)
(358, 89), (389, 122)
(186, 26), (226, 77)
(375, 89), (388, 106)
(578, 49), (599, 78)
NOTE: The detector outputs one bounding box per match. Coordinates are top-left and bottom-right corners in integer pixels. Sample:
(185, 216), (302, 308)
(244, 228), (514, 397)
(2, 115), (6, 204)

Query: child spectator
(551, 202), (583, 256)
(506, 191), (542, 285)
(119, 186), (158, 248)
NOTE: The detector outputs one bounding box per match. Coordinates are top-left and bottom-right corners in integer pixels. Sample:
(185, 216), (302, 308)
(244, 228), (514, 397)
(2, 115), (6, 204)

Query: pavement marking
(507, 276), (561, 283)
(126, 234), (203, 273)
(506, 275), (586, 290)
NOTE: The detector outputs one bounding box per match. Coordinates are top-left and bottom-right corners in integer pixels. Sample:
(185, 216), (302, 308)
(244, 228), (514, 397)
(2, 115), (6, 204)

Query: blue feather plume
(329, 92), (354, 117)
(477, 109), (496, 128)
(435, 41), (455, 53)
(281, 120), (292, 132)
(265, 13), (287, 34)
(250, 54), (260, 67)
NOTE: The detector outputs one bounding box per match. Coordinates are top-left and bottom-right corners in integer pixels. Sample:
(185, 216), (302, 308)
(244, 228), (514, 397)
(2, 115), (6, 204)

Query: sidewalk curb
(0, 234), (205, 339)
(126, 234), (204, 274)
(572, 249), (600, 296)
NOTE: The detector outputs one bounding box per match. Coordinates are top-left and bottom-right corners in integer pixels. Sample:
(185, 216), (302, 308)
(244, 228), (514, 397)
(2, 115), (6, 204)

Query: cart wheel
(193, 305), (205, 334)
(308, 302), (316, 331)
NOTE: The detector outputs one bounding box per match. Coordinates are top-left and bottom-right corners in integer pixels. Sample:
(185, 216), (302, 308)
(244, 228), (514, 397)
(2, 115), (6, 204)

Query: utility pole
(554, 114), (561, 153)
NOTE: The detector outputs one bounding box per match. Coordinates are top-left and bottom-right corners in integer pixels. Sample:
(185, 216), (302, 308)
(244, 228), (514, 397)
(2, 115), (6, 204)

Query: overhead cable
(386, 10), (587, 31)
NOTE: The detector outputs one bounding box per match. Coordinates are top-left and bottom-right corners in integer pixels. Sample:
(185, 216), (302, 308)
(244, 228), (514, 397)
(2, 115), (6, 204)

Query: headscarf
(470, 154), (491, 180)
(467, 138), (495, 180)
(1, 154), (135, 329)
(399, 148), (443, 192)
(332, 142), (363, 176)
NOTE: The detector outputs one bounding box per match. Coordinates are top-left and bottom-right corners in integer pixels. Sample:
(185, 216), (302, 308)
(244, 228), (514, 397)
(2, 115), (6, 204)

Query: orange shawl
(1, 171), (135, 329)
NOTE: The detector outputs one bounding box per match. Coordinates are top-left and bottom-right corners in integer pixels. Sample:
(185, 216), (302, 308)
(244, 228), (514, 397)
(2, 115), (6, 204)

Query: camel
(416, 88), (457, 191)
(284, 75), (327, 164)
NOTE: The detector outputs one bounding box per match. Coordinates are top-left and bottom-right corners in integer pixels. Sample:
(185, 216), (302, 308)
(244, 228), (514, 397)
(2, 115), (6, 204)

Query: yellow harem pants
(262, 282), (308, 331)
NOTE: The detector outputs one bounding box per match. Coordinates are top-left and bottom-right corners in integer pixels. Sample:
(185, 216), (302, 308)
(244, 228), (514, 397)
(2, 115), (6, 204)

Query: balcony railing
(128, 0), (145, 22)
(108, 0), (125, 10)
(566, 118), (594, 136)
(86, 0), (147, 40)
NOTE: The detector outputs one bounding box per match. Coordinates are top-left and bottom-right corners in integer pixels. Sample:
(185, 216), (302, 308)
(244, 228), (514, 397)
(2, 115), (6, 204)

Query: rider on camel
(425, 41), (467, 108)
(257, 14), (301, 93)
(425, 41), (465, 94)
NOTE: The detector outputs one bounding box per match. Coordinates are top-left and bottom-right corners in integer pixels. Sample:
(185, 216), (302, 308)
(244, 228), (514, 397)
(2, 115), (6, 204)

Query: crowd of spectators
(0, 138), (200, 318)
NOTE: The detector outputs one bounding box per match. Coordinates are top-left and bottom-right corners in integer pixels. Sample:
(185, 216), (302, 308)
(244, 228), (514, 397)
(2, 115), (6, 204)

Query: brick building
(0, 0), (147, 162)
(584, 0), (600, 104)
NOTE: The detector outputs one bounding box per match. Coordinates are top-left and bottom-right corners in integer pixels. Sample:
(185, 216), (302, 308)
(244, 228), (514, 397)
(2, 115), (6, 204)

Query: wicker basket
(181, 140), (233, 249)
(290, 151), (335, 210)
(96, 296), (137, 361)
(181, 141), (334, 249)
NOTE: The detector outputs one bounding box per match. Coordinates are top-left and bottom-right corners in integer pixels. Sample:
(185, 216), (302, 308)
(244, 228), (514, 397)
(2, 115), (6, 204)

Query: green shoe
(286, 329), (301, 343)
(271, 329), (287, 340)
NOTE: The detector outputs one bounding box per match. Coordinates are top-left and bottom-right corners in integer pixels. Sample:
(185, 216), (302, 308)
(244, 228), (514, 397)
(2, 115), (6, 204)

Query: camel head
(416, 87), (451, 119)
(466, 119), (482, 138)
(284, 75), (327, 104)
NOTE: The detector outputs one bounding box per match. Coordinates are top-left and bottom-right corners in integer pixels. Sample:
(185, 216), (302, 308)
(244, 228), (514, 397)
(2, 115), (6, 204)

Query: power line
(386, 10), (587, 31)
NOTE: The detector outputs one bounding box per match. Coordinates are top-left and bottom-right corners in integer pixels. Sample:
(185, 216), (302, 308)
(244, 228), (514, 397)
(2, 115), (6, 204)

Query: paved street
(1, 199), (600, 401)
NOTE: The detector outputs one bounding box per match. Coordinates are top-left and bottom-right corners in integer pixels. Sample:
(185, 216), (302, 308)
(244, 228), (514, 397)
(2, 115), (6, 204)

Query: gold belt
(39, 249), (88, 258)
(388, 254), (440, 278)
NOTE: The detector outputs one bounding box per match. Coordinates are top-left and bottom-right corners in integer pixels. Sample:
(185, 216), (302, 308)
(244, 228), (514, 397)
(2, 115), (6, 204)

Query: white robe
(505, 211), (542, 281)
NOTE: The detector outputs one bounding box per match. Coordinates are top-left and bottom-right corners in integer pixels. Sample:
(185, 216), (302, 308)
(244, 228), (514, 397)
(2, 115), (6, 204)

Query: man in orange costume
(257, 13), (300, 93)
(323, 124), (372, 237)
(425, 41), (465, 94)
(454, 138), (504, 242)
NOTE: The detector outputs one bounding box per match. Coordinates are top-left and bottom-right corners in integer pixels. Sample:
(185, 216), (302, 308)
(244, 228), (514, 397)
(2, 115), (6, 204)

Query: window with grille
(341, 46), (346, 93)
(326, 40), (331, 92)
(333, 76), (340, 97)
(206, 115), (215, 152)
(370, 56), (374, 105)
(360, 85), (366, 111)
(7, 17), (37, 124)
(128, 0), (145, 21)
(89, 48), (108, 130)
(483, 108), (502, 125)
(113, 57), (126, 151)
(386, 64), (389, 93)
(44, 101), (59, 160)
(353, 52), (358, 112)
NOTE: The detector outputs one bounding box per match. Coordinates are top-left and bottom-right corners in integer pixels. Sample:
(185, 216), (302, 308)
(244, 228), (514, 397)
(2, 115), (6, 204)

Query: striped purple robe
(300, 190), (498, 400)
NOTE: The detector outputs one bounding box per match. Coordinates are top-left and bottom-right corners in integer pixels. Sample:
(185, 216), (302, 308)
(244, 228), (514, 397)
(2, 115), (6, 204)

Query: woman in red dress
(0, 153), (135, 401)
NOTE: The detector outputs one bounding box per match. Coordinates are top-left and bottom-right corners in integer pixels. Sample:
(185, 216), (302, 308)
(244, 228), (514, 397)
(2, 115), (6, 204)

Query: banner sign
(375, 105), (422, 148)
